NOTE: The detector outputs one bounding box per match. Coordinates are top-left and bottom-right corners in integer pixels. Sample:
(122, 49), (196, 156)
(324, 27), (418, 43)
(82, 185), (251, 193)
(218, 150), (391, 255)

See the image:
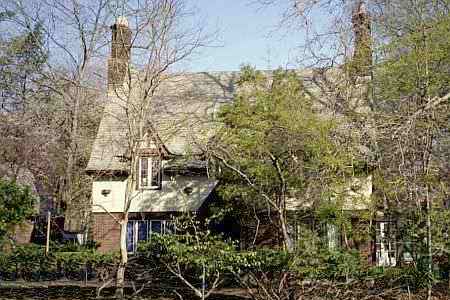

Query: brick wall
(12, 221), (34, 244)
(92, 212), (181, 252)
(92, 213), (121, 252)
(108, 21), (131, 87)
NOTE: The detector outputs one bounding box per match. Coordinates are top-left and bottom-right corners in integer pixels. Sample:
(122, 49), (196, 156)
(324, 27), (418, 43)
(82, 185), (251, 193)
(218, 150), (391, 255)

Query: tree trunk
(115, 216), (128, 298)
(62, 88), (80, 215)
(278, 210), (294, 253)
(426, 187), (432, 300)
(448, 268), (450, 296)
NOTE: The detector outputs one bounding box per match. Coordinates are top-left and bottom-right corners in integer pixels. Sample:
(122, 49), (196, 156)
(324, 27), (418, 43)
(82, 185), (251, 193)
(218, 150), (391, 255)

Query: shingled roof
(86, 69), (320, 173)
(87, 71), (236, 172)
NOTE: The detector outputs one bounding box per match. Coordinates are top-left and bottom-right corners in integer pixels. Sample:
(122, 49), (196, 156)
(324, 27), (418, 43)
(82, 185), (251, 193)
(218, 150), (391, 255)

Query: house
(86, 5), (398, 267)
(86, 17), (236, 253)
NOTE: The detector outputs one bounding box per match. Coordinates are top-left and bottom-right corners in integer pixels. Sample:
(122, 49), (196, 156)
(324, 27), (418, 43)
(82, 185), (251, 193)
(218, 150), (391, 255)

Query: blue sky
(183, 1), (301, 72)
(0, 0), (303, 73)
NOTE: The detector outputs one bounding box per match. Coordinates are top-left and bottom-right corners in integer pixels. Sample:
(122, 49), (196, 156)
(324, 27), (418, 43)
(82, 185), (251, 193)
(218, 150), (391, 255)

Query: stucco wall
(286, 175), (373, 210)
(92, 176), (217, 213)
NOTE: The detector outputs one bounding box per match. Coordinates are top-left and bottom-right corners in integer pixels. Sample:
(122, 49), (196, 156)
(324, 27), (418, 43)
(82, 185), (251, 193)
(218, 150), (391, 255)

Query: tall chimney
(108, 17), (131, 88)
(351, 1), (372, 77)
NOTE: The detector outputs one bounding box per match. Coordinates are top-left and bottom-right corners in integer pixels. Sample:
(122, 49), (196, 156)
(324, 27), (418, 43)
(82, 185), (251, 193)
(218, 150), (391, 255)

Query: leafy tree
(0, 179), (36, 244)
(371, 1), (450, 297)
(3, 0), (210, 296)
(138, 215), (242, 300)
(0, 21), (47, 112)
(210, 66), (356, 252)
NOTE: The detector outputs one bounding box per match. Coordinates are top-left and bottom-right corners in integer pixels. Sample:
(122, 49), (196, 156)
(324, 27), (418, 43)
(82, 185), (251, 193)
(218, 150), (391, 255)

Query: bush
(55, 251), (117, 280)
(0, 244), (118, 281)
(53, 240), (100, 252)
(0, 179), (37, 244)
(245, 248), (290, 272)
(368, 266), (435, 291)
(322, 250), (366, 280)
(0, 244), (54, 280)
(291, 245), (367, 281)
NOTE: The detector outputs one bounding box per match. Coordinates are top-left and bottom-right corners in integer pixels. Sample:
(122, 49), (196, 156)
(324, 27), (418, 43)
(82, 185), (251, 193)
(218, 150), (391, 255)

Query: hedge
(0, 244), (118, 281)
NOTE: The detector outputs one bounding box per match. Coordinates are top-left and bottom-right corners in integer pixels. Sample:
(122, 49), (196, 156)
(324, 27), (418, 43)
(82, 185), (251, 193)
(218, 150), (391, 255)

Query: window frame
(375, 221), (397, 267)
(126, 219), (176, 253)
(138, 156), (162, 190)
(326, 223), (340, 251)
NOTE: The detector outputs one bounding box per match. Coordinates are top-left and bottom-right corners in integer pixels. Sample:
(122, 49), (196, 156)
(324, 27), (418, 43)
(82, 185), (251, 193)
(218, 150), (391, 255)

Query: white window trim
(326, 223), (339, 251)
(127, 219), (175, 253)
(138, 156), (162, 190)
(376, 221), (397, 267)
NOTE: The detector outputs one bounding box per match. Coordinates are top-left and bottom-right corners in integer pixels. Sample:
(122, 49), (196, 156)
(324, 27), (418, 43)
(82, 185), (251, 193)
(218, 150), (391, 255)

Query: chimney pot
(116, 16), (129, 27)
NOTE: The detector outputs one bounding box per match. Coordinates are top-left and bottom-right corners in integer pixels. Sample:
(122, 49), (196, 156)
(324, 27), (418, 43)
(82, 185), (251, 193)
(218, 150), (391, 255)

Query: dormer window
(139, 157), (162, 189)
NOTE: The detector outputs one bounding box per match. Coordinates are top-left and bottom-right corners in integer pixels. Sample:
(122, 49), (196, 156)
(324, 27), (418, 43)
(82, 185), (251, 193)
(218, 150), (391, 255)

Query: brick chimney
(351, 1), (372, 77)
(108, 16), (131, 88)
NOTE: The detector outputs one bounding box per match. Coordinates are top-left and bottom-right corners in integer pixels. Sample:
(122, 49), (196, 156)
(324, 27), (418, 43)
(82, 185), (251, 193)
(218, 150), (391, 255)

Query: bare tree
(99, 1), (210, 296)
(1, 0), (111, 228)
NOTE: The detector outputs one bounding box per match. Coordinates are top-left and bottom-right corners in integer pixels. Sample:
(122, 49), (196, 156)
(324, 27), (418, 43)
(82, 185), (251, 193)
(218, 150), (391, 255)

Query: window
(151, 220), (162, 234)
(126, 220), (175, 253)
(375, 221), (397, 266)
(326, 223), (340, 251)
(139, 157), (162, 189)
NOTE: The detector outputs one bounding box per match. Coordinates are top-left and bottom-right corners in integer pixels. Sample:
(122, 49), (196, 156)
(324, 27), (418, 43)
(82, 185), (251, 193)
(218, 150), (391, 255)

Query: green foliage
(138, 216), (243, 281)
(214, 67), (357, 246)
(255, 248), (291, 270)
(368, 266), (432, 290)
(0, 20), (48, 112)
(0, 179), (36, 243)
(54, 250), (118, 279)
(137, 216), (369, 284)
(291, 229), (366, 281)
(218, 68), (348, 182)
(237, 248), (291, 273)
(219, 67), (349, 187)
(0, 244), (51, 279)
(140, 233), (238, 273)
(372, 3), (450, 202)
(53, 240), (100, 252)
(138, 226), (293, 293)
(322, 250), (366, 280)
(429, 209), (450, 259)
(316, 203), (352, 226)
(376, 10), (450, 101)
(0, 244), (118, 281)
(371, 4), (450, 286)
(393, 209), (450, 276)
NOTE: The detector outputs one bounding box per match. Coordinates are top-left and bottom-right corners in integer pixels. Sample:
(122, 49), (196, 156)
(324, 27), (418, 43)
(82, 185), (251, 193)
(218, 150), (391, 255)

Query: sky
(0, 0), (321, 74)
(183, 1), (302, 72)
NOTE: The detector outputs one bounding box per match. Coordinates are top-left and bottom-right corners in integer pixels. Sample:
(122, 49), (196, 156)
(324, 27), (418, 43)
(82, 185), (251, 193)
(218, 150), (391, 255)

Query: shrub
(0, 179), (37, 244)
(0, 244), (118, 281)
(370, 266), (430, 290)
(0, 244), (54, 280)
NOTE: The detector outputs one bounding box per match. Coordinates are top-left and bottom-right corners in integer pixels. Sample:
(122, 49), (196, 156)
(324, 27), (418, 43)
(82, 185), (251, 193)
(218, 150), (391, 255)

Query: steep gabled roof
(86, 69), (323, 172)
(86, 71), (238, 172)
